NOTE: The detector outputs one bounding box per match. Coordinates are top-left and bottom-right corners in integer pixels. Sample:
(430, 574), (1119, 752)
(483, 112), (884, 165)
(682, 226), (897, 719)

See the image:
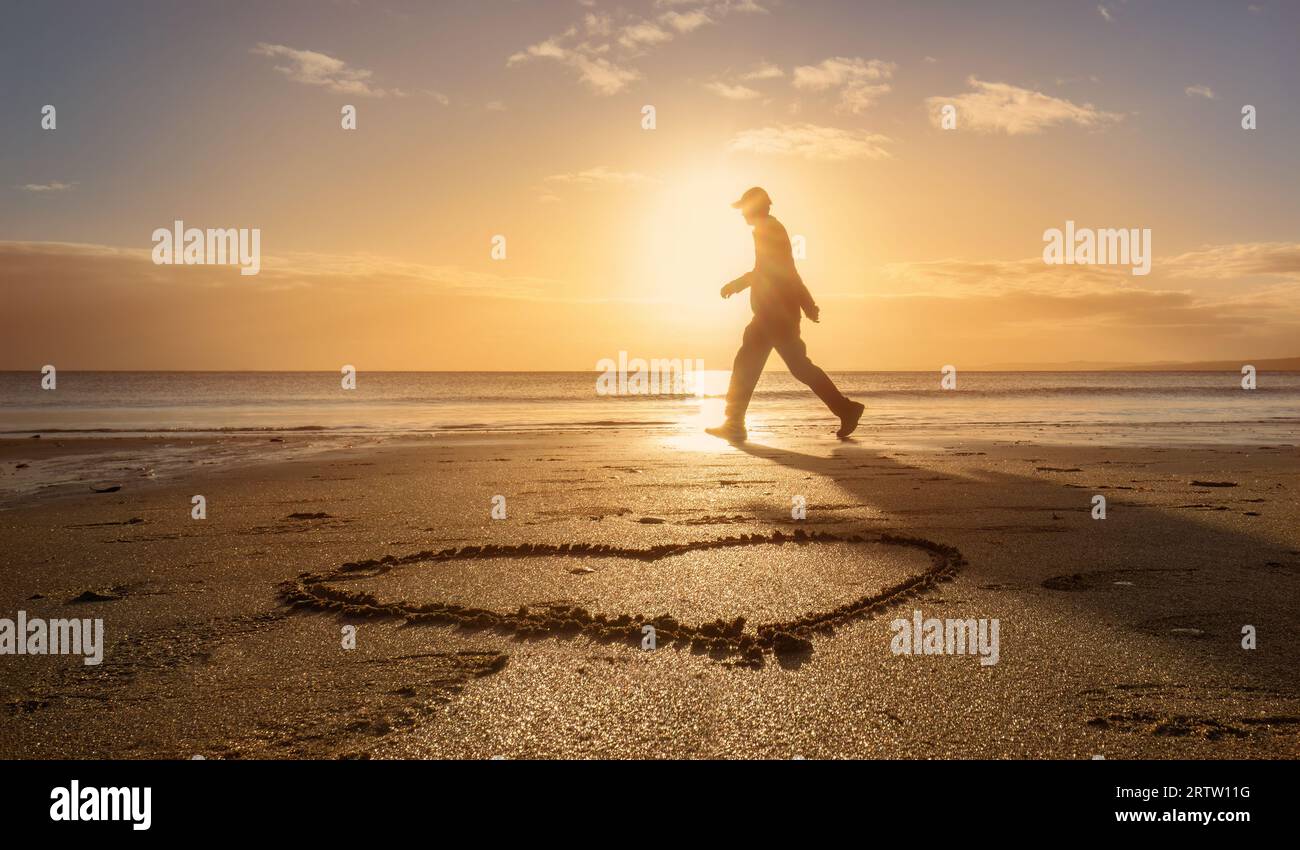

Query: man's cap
(731, 186), (771, 209)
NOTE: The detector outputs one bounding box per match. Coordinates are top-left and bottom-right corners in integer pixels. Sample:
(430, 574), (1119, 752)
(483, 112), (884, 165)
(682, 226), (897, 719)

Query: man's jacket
(741, 215), (817, 322)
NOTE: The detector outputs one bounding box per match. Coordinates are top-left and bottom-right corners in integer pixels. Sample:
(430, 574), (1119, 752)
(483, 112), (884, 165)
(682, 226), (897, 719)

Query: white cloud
(508, 1), (746, 95)
(838, 83), (892, 114)
(728, 124), (893, 161)
(705, 81), (761, 100)
(1097, 4), (1114, 23)
(661, 9), (712, 32)
(543, 166), (659, 188)
(508, 33), (642, 95)
(507, 38), (568, 65)
(926, 77), (1123, 134)
(1165, 242), (1300, 280)
(881, 256), (1129, 297)
(1184, 84), (1216, 99)
(571, 55), (643, 95)
(881, 242), (1300, 298)
(792, 56), (894, 90)
(19, 181), (76, 193)
(0, 240), (561, 301)
(655, 0), (764, 8)
(792, 57), (897, 114)
(741, 61), (784, 80)
(509, 36), (641, 95)
(251, 43), (403, 97)
(618, 22), (673, 49)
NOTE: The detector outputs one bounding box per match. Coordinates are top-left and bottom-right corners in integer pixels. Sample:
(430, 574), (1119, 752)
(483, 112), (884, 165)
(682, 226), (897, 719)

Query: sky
(1, 0), (1297, 371)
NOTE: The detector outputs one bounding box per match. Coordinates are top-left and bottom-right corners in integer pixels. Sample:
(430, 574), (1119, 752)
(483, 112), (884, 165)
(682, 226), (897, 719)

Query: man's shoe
(705, 422), (748, 442)
(836, 401), (865, 440)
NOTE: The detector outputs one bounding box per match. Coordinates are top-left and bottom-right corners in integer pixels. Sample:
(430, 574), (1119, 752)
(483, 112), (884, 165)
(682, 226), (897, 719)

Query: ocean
(2, 371), (1296, 441)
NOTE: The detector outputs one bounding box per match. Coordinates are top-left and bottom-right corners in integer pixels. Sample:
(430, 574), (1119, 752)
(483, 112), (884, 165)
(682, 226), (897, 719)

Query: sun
(629, 166), (757, 304)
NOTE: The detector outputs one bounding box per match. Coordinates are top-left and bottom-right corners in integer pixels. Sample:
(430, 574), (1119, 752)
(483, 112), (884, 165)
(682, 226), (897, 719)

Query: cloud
(508, 1), (751, 95)
(543, 167), (659, 189)
(618, 22), (673, 49)
(880, 242), (1300, 299)
(1164, 242), (1300, 280)
(705, 81), (761, 100)
(832, 245), (1300, 367)
(727, 123), (893, 161)
(791, 57), (897, 114)
(926, 77), (1124, 134)
(570, 55), (643, 95)
(837, 83), (892, 114)
(1097, 4), (1114, 23)
(706, 60), (784, 102)
(508, 37), (642, 95)
(19, 181), (76, 193)
(0, 240), (557, 299)
(863, 247), (1300, 365)
(1184, 84), (1216, 99)
(655, 0), (765, 8)
(792, 56), (894, 90)
(880, 256), (1128, 297)
(740, 61), (784, 80)
(0, 241), (620, 370)
(508, 37), (568, 65)
(251, 43), (403, 97)
(5, 240), (1296, 371)
(661, 9), (712, 32)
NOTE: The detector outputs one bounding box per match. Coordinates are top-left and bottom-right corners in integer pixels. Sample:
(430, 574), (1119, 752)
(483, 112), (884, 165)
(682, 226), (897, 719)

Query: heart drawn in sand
(279, 530), (966, 666)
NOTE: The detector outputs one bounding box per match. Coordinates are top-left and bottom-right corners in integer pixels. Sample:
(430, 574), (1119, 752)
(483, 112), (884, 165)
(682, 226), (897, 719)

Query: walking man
(706, 187), (865, 442)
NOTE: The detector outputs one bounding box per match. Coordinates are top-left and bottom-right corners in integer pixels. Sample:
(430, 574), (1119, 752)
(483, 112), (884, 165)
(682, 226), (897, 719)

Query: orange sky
(3, 0), (1298, 370)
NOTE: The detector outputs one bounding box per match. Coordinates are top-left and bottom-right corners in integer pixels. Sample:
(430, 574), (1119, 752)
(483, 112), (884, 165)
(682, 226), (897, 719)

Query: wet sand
(0, 428), (1297, 758)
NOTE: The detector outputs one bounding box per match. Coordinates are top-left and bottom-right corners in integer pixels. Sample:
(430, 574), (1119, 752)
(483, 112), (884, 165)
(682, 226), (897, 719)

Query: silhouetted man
(706, 187), (864, 442)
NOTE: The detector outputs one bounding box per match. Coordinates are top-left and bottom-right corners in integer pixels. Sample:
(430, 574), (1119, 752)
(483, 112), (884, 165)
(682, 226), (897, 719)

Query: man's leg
(772, 324), (853, 416)
(723, 320), (773, 424)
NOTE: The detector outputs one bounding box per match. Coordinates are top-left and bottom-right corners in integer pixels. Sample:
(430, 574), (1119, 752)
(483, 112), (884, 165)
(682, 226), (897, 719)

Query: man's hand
(804, 304), (821, 323)
(721, 274), (751, 299)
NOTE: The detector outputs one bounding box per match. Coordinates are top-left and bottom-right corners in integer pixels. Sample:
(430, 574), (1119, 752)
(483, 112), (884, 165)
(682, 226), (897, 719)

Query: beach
(1, 411), (1296, 759)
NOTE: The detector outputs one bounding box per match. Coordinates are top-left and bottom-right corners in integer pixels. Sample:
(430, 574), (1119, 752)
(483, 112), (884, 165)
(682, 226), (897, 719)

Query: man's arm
(755, 217), (819, 319)
(723, 226), (766, 298)
(790, 276), (819, 321)
(720, 272), (752, 299)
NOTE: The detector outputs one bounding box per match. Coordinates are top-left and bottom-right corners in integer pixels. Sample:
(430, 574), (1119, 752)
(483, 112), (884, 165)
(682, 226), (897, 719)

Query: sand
(0, 426), (1297, 759)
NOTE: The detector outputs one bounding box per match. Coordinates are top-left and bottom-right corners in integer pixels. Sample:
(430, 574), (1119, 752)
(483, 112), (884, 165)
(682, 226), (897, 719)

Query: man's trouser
(723, 314), (852, 423)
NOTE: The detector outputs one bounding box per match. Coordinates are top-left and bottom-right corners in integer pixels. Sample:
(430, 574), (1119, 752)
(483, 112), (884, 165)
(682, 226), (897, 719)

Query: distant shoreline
(2, 364), (1300, 375)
